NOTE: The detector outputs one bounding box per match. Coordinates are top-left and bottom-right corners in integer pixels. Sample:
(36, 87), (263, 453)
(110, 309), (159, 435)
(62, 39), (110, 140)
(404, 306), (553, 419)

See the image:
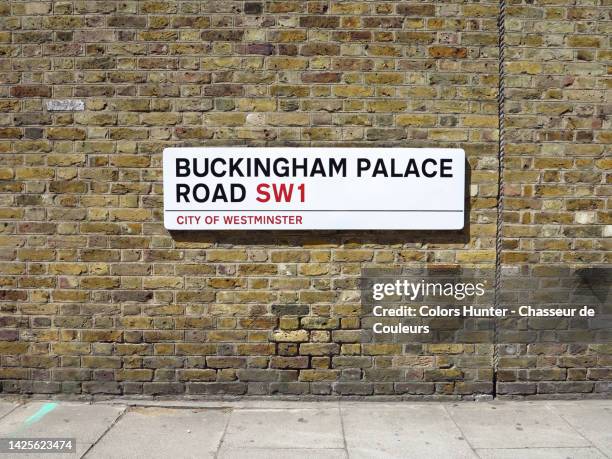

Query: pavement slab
(342, 404), (477, 458)
(0, 401), (19, 419)
(447, 403), (591, 449)
(0, 399), (610, 458)
(476, 447), (607, 459)
(87, 406), (229, 459)
(549, 402), (612, 457)
(222, 407), (344, 449)
(0, 401), (124, 457)
(218, 447), (348, 458)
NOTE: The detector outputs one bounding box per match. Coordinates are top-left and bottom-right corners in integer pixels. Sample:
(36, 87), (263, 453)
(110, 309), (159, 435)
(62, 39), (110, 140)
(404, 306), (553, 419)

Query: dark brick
(11, 86), (52, 98)
(83, 382), (122, 394)
(301, 43), (340, 56)
(299, 16), (340, 28)
(244, 43), (275, 55)
(397, 4), (436, 16)
(394, 383), (436, 395)
(143, 382), (185, 395)
(201, 30), (244, 42)
(14, 114), (52, 126)
(334, 382), (374, 395)
(203, 84), (244, 96)
(237, 369), (278, 382)
(187, 382), (247, 395)
(244, 2), (263, 14)
(0, 290), (28, 301)
(301, 72), (342, 83)
(537, 382), (594, 393)
(270, 382), (309, 395)
(0, 329), (19, 341)
(271, 304), (310, 316)
(108, 16), (147, 28)
(111, 291), (154, 302)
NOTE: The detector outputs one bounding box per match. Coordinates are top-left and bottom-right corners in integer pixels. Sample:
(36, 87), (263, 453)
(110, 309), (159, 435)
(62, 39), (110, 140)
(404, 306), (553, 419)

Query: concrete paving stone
(222, 408), (344, 449)
(476, 447), (607, 459)
(87, 407), (230, 459)
(218, 447), (348, 458)
(543, 400), (612, 408)
(1, 399), (610, 459)
(549, 403), (612, 457)
(342, 404), (477, 459)
(0, 401), (19, 419)
(447, 403), (591, 449)
(0, 401), (124, 458)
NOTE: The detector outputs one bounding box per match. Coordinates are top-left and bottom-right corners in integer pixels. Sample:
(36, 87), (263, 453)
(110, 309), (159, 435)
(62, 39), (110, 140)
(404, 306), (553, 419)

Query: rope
(493, 0), (507, 397)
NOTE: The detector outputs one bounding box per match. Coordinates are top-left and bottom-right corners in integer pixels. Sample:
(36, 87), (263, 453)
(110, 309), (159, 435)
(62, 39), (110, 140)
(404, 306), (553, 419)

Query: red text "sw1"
(256, 183), (305, 203)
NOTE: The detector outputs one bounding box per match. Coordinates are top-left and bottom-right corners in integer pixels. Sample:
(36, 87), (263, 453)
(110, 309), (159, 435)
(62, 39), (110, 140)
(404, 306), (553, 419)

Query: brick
(295, 370), (335, 382)
(397, 5), (435, 16)
(429, 47), (468, 58)
(301, 43), (340, 56)
(48, 128), (86, 140)
(142, 1), (177, 14)
(201, 30), (244, 42)
(244, 2), (262, 14)
(270, 30), (307, 42)
(268, 57), (308, 70)
(395, 383), (435, 395)
(396, 32), (436, 44)
(300, 343), (340, 356)
(334, 86), (375, 98)
(365, 73), (403, 84)
(299, 16), (339, 28)
(178, 369), (216, 382)
(175, 127), (214, 140)
(301, 317), (339, 330)
(335, 382), (373, 395)
(11, 86), (51, 98)
(141, 113), (180, 126)
(299, 73), (340, 84)
(396, 114), (437, 127)
(187, 383), (246, 395)
(108, 16), (147, 28)
(272, 330), (309, 342)
(567, 36), (602, 48)
(143, 383), (184, 395)
(537, 382), (594, 394)
(74, 113), (116, 126)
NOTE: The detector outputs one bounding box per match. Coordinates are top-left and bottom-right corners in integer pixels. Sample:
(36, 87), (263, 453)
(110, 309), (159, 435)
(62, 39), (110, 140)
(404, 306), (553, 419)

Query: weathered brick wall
(498, 0), (611, 396)
(0, 0), (608, 398)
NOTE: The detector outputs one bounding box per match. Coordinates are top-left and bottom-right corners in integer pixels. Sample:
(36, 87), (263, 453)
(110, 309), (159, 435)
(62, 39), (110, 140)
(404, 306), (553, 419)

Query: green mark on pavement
(24, 402), (58, 426)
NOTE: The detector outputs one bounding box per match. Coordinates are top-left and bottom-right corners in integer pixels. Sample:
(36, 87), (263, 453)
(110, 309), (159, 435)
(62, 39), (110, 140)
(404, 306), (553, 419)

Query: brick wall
(498, 0), (611, 396)
(0, 0), (608, 398)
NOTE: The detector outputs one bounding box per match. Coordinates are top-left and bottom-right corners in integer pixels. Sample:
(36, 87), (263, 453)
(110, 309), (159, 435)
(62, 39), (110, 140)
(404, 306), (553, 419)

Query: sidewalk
(0, 398), (610, 458)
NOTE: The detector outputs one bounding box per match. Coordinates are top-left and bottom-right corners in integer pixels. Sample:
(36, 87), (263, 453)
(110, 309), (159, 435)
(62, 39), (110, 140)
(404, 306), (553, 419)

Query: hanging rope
(493, 0), (508, 397)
